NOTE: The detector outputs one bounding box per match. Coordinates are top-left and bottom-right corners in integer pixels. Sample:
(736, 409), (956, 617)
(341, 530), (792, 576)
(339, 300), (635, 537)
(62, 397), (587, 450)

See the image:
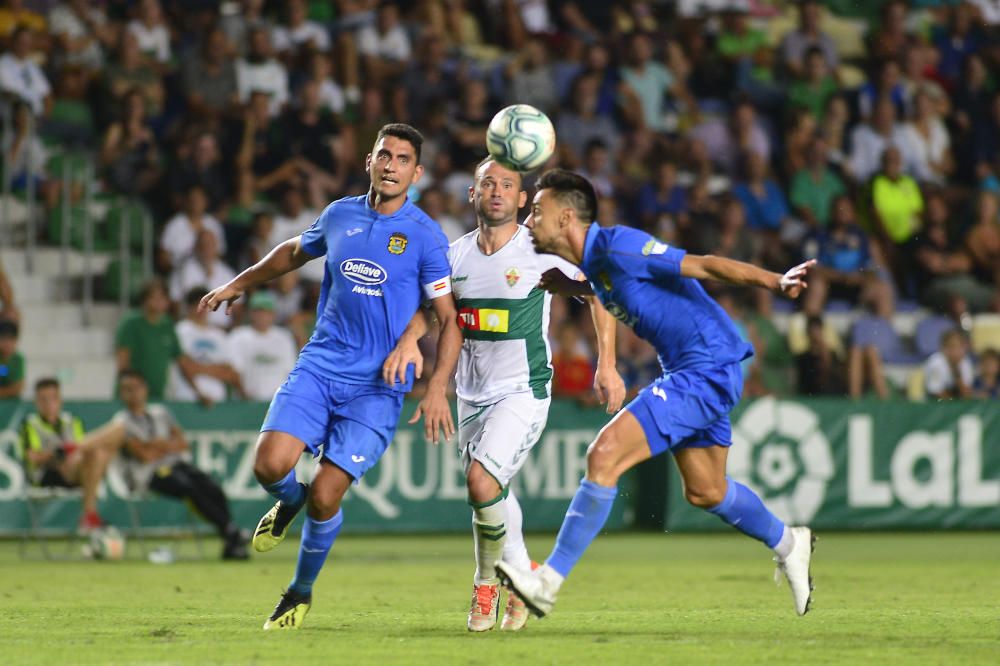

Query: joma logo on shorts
(340, 258), (388, 285)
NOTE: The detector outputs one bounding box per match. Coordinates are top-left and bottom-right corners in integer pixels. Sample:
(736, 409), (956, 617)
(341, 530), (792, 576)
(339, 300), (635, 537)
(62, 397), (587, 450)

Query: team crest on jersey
(388, 232), (408, 255)
(642, 239), (669, 256)
(505, 267), (521, 287)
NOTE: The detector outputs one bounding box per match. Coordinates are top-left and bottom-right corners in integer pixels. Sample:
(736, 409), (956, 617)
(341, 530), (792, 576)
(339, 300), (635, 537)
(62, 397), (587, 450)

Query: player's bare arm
(408, 293), (461, 444)
(200, 237), (318, 315)
(382, 308), (431, 386)
(588, 298), (625, 414)
(679, 255), (816, 299)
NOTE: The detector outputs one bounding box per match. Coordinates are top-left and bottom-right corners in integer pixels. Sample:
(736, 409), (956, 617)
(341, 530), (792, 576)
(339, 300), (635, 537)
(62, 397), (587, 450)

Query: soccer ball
(485, 104), (556, 172)
(84, 526), (126, 560)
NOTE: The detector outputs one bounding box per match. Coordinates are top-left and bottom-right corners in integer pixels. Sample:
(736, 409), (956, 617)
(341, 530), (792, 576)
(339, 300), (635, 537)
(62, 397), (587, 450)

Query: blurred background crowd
(1, 0), (1000, 406)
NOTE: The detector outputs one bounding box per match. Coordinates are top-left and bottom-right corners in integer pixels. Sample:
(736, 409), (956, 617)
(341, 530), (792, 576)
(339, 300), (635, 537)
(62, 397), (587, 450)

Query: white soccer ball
(85, 526), (126, 561)
(485, 104), (556, 172)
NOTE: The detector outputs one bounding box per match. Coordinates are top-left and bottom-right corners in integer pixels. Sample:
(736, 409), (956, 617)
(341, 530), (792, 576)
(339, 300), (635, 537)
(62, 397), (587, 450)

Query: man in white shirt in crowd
(236, 25), (289, 117)
(268, 186), (324, 286)
(228, 291), (298, 401)
(272, 0), (330, 56)
(923, 328), (974, 400)
(357, 1), (410, 84)
(169, 287), (244, 405)
(170, 230), (238, 329)
(0, 27), (51, 116)
(160, 185), (227, 273)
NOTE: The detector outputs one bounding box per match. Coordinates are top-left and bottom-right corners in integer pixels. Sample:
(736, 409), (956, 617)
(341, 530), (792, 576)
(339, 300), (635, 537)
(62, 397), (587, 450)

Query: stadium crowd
(1, 0), (1000, 404)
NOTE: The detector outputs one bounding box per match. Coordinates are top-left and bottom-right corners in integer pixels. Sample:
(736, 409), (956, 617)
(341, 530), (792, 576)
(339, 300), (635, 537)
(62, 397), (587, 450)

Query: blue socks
(546, 480), (617, 578)
(264, 470), (306, 509)
(707, 476), (785, 548)
(289, 510), (343, 597)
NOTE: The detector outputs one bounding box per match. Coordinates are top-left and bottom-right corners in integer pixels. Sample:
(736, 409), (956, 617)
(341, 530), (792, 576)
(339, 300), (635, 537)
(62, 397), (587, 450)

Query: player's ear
(364, 153), (372, 173)
(412, 164), (424, 184)
(468, 184), (475, 204)
(517, 190), (527, 208)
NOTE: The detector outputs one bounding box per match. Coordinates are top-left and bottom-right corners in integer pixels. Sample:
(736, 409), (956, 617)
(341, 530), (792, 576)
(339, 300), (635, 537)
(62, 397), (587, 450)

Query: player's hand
(382, 335), (423, 386)
(538, 269), (593, 297)
(408, 386), (454, 445)
(594, 363), (627, 414)
(200, 282), (244, 315)
(778, 259), (816, 299)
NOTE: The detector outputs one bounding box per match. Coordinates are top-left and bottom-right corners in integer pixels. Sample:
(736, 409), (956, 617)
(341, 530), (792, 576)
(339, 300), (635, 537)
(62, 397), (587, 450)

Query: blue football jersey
(296, 195), (452, 391)
(580, 224), (753, 373)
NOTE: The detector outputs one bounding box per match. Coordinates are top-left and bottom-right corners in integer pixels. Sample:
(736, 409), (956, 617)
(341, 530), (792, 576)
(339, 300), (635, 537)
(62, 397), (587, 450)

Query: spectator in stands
(801, 194), (892, 316)
(270, 271), (315, 349)
(272, 0), (331, 59)
(505, 35), (559, 116)
(691, 195), (758, 267)
(556, 73), (622, 166)
(924, 329), (974, 400)
(0, 260), (17, 323)
(447, 78), (493, 172)
(867, 0), (909, 62)
(43, 64), (95, 149)
(304, 51), (347, 117)
(239, 211), (274, 268)
(18, 377), (118, 531)
(551, 321), (595, 401)
(578, 139), (615, 199)
(732, 150), (790, 234)
(857, 58), (905, 122)
(47, 0), (116, 73)
(0, 0), (47, 43)
(97, 369), (249, 559)
(903, 90), (953, 186)
(102, 30), (164, 118)
(819, 93), (850, 169)
(357, 0), (411, 86)
(416, 186), (464, 242)
(0, 27), (51, 117)
(848, 96), (909, 184)
(787, 47), (839, 121)
(228, 291), (298, 402)
(846, 288), (906, 400)
(900, 43), (948, 119)
(126, 0), (171, 67)
(964, 190), (1000, 293)
(169, 230), (238, 329)
(635, 160), (686, 232)
(974, 348), (1000, 398)
(180, 27), (238, 123)
(168, 131), (230, 216)
(0, 318), (24, 400)
(913, 192), (994, 311)
(3, 101), (59, 209)
(99, 87), (162, 197)
(790, 134), (846, 229)
(235, 91), (300, 199)
(115, 278), (205, 403)
(285, 79), (349, 209)
(779, 0), (839, 80)
(169, 288), (243, 404)
(400, 33), (456, 126)
(870, 146), (924, 285)
(932, 2), (980, 86)
(690, 96), (770, 177)
(159, 185), (226, 273)
(235, 26), (289, 117)
(220, 0), (272, 57)
(796, 315), (846, 396)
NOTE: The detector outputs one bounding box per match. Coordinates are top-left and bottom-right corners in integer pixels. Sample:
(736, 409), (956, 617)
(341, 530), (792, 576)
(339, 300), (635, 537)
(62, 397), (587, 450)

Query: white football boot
(467, 581), (501, 632)
(774, 526), (816, 615)
(496, 561), (563, 618)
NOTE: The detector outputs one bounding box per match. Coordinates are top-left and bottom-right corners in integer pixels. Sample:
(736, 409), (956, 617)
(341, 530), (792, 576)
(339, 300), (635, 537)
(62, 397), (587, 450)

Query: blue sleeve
(299, 205), (332, 257)
(419, 225), (453, 299)
(606, 227), (686, 281)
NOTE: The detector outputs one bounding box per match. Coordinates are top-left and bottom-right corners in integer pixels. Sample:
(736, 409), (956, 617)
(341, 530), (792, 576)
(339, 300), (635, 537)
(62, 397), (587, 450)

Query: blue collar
(364, 193), (413, 220)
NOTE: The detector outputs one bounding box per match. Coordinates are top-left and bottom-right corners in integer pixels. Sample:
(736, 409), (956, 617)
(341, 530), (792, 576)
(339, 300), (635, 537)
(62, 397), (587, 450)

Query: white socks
(472, 496), (507, 584)
(502, 489), (532, 572)
(773, 525), (796, 560)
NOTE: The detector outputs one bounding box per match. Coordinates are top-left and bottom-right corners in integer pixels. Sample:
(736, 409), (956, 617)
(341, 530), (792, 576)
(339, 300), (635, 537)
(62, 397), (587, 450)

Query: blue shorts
(625, 363), (743, 456)
(261, 365), (404, 479)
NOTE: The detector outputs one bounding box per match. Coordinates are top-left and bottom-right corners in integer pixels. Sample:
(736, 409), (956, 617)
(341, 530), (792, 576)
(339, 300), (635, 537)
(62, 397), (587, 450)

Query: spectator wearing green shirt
(115, 278), (205, 403)
(790, 134), (846, 228)
(0, 318), (24, 400)
(717, 8), (782, 111)
(870, 146), (924, 289)
(787, 47), (839, 120)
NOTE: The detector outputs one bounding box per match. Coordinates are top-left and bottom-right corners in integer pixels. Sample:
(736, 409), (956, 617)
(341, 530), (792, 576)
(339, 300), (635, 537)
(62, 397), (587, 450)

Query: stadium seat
(101, 256), (147, 304)
(786, 312), (846, 357)
(970, 314), (1000, 355)
(19, 485), (86, 561)
(850, 315), (920, 365)
(914, 315), (955, 360)
(105, 201), (149, 252)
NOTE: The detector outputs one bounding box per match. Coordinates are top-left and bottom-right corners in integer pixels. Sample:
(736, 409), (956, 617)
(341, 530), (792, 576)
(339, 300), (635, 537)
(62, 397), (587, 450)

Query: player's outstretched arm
(409, 293), (461, 444)
(588, 298), (626, 414)
(680, 255), (816, 299)
(382, 308), (431, 386)
(199, 237), (317, 315)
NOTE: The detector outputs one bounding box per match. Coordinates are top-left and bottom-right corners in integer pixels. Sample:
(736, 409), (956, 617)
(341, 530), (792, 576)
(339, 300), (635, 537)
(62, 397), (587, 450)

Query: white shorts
(458, 393), (551, 487)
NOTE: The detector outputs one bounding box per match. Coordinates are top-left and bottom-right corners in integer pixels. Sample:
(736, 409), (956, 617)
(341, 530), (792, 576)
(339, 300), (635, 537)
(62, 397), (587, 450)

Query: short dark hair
(940, 329), (965, 348)
(117, 369), (146, 385)
(375, 123), (424, 163)
(536, 169), (598, 224)
(138, 278), (168, 305)
(185, 286), (209, 306)
(0, 318), (19, 338)
(35, 377), (60, 392)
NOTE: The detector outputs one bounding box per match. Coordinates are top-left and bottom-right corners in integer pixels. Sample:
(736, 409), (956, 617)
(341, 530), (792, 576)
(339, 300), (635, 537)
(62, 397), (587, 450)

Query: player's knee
(307, 484), (345, 521)
(252, 456), (285, 486)
(466, 463), (501, 504)
(586, 434), (622, 485)
(685, 483), (727, 509)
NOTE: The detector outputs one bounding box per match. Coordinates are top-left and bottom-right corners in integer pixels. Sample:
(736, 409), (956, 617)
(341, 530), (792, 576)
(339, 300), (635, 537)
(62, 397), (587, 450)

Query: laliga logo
(728, 398), (834, 524)
(340, 258), (388, 285)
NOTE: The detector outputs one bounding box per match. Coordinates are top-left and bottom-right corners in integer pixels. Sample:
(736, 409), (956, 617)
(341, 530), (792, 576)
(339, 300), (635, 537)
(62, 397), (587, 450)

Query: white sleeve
(156, 27), (171, 62)
(960, 357), (975, 387)
(357, 27), (377, 55)
(923, 355), (950, 395)
(541, 253), (583, 280)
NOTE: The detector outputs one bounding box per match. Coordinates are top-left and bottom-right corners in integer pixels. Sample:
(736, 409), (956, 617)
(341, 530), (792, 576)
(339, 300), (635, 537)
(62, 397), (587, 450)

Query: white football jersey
(449, 226), (580, 405)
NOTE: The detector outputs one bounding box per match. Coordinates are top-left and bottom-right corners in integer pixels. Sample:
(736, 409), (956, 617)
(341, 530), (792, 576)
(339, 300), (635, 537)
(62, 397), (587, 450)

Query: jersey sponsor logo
(452, 275), (469, 282)
(642, 239), (669, 255)
(346, 227), (364, 236)
(388, 232), (408, 255)
(604, 301), (638, 327)
(458, 307), (509, 333)
(505, 267), (521, 287)
(340, 258), (388, 285)
(352, 285), (383, 297)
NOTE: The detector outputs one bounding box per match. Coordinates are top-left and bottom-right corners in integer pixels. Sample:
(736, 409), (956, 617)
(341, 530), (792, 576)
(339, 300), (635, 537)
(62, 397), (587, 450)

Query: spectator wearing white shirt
(847, 96), (914, 184)
(272, 0), (330, 56)
(127, 0), (171, 65)
(169, 230), (238, 329)
(268, 187), (323, 284)
(901, 90), (953, 186)
(48, 0), (117, 71)
(236, 26), (289, 117)
(159, 185), (227, 273)
(169, 287), (244, 404)
(0, 27), (52, 116)
(228, 291), (298, 402)
(924, 329), (974, 400)
(357, 2), (411, 85)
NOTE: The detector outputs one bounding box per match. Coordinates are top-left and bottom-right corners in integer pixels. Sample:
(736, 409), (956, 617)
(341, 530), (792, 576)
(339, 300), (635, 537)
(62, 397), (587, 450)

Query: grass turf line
(2, 532), (998, 665)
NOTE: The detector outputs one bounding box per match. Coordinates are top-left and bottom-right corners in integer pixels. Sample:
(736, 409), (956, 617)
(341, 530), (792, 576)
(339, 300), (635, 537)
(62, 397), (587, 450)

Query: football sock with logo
(288, 510), (343, 597)
(501, 489), (532, 572)
(707, 476), (786, 550)
(471, 487), (508, 584)
(263, 470), (307, 509)
(545, 479), (617, 579)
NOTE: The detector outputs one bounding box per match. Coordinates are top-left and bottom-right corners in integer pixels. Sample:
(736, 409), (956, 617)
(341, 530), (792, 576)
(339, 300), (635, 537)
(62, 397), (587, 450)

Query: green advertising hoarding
(666, 398), (1000, 531)
(0, 400), (634, 535)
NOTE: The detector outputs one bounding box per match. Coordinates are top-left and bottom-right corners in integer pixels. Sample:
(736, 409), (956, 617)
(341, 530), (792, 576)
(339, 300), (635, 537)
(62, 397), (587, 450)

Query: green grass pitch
(3, 532), (998, 665)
